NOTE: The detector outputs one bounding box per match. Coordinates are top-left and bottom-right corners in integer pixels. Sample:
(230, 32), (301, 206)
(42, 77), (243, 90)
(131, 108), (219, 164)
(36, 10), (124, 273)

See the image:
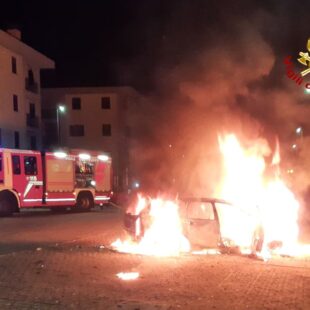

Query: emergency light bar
(54, 151), (67, 158)
(97, 154), (109, 162)
(79, 153), (91, 160)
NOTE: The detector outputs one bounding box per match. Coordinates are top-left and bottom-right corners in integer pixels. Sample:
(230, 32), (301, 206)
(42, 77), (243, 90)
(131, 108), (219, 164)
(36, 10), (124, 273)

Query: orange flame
(112, 197), (190, 256)
(111, 133), (309, 259)
(217, 134), (301, 257)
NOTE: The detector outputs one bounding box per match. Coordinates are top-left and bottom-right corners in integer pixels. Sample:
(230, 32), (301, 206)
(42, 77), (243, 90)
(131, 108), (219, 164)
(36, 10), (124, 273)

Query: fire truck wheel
(0, 192), (16, 217)
(76, 193), (94, 211)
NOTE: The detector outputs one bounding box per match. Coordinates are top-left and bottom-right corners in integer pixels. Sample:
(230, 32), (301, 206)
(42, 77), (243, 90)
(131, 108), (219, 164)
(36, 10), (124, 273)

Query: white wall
(42, 87), (138, 190)
(0, 30), (54, 149)
(0, 45), (27, 148)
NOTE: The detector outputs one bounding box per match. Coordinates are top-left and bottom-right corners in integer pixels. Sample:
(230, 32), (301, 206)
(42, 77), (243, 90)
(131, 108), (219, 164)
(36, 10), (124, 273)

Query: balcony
(25, 78), (38, 94)
(26, 114), (39, 128)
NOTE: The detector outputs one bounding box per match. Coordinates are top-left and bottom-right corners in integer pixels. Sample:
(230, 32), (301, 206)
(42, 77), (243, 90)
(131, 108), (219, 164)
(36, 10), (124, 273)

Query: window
(75, 162), (94, 174)
(13, 95), (18, 112)
(101, 97), (111, 109)
(102, 124), (111, 136)
(24, 156), (37, 175)
(187, 202), (214, 220)
(30, 136), (37, 150)
(70, 125), (84, 136)
(14, 131), (19, 148)
(30, 103), (35, 117)
(72, 97), (81, 110)
(75, 161), (95, 188)
(11, 56), (17, 74)
(12, 155), (21, 175)
(28, 69), (34, 84)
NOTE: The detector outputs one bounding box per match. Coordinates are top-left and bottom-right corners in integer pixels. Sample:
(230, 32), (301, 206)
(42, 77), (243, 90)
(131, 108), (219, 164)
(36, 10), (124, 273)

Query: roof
(0, 29), (54, 69)
(180, 197), (233, 205)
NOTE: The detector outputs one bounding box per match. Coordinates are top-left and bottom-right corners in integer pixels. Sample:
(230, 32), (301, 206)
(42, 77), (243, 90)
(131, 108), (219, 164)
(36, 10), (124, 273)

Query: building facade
(41, 87), (139, 191)
(0, 29), (54, 149)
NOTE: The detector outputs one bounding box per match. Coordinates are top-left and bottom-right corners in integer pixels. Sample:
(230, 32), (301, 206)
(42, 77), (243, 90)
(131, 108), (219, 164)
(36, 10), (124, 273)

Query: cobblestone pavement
(0, 207), (309, 309)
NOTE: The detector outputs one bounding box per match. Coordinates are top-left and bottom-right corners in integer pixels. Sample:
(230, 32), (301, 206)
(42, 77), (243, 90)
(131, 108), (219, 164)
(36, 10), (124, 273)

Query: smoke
(127, 6), (310, 200)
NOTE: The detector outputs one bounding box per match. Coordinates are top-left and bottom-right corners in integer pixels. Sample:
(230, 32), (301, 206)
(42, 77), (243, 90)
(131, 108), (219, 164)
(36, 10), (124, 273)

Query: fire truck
(0, 148), (112, 216)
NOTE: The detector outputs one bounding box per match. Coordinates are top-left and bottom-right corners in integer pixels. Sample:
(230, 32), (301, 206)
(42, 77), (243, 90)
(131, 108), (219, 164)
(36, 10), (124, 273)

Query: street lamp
(295, 126), (304, 147)
(56, 105), (66, 145)
(296, 127), (303, 135)
(133, 181), (140, 189)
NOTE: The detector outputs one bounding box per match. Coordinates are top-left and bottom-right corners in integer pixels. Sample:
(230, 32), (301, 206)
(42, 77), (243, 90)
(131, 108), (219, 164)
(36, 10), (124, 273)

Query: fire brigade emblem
(297, 38), (310, 76)
(23, 176), (43, 198)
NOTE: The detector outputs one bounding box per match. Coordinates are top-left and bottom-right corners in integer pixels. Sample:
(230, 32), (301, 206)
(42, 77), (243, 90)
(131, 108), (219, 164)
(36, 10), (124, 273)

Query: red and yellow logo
(284, 38), (310, 91)
(297, 38), (310, 77)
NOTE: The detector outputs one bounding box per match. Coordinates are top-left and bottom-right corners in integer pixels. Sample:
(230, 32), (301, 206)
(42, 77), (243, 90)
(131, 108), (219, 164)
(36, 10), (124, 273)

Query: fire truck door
(12, 153), (43, 206)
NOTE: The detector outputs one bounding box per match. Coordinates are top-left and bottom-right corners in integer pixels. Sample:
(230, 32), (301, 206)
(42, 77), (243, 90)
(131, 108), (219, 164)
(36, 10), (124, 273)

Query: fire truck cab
(0, 148), (112, 216)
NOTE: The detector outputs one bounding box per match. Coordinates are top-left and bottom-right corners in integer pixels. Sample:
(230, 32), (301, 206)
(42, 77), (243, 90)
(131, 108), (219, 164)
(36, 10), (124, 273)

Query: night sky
(2, 0), (310, 192)
(1, 0), (309, 92)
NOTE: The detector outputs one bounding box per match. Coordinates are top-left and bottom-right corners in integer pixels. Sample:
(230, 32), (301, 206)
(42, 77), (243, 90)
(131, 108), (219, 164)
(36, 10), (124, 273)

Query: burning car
(123, 196), (264, 255)
(112, 134), (302, 258)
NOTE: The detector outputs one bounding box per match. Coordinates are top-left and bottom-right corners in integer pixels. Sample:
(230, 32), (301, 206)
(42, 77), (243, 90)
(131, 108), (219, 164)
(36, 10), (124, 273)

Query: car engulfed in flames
(122, 196), (264, 256)
(111, 133), (308, 259)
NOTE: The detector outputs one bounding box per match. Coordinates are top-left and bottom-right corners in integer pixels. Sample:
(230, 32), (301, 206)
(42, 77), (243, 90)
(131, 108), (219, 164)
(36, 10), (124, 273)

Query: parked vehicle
(124, 197), (264, 254)
(0, 148), (112, 216)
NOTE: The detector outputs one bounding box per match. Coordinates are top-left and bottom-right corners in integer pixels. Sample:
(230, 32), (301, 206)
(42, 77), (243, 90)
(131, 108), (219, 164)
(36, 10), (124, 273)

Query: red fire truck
(0, 148), (112, 216)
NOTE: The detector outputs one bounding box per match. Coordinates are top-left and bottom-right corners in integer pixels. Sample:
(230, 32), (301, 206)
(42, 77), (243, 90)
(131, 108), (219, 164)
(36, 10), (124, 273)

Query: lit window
(24, 156), (38, 175)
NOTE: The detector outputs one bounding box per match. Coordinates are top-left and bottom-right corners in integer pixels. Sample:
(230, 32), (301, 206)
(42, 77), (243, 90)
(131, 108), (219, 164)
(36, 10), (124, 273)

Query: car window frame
(186, 200), (216, 221)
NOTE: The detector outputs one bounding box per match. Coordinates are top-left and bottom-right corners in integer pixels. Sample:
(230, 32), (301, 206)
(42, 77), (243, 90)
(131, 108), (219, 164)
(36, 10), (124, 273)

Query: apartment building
(0, 29), (54, 149)
(41, 87), (139, 191)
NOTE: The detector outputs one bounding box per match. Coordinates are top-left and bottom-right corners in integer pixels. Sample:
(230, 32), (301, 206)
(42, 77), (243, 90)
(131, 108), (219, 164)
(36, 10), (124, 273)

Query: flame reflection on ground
(116, 272), (140, 281)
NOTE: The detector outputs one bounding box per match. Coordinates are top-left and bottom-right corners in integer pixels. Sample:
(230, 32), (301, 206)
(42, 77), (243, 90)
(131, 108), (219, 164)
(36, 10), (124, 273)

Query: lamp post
(296, 126), (303, 138)
(56, 105), (66, 146)
(296, 126), (304, 147)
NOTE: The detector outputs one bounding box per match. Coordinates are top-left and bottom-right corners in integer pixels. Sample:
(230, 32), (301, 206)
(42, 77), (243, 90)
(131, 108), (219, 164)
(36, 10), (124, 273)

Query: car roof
(179, 197), (232, 205)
